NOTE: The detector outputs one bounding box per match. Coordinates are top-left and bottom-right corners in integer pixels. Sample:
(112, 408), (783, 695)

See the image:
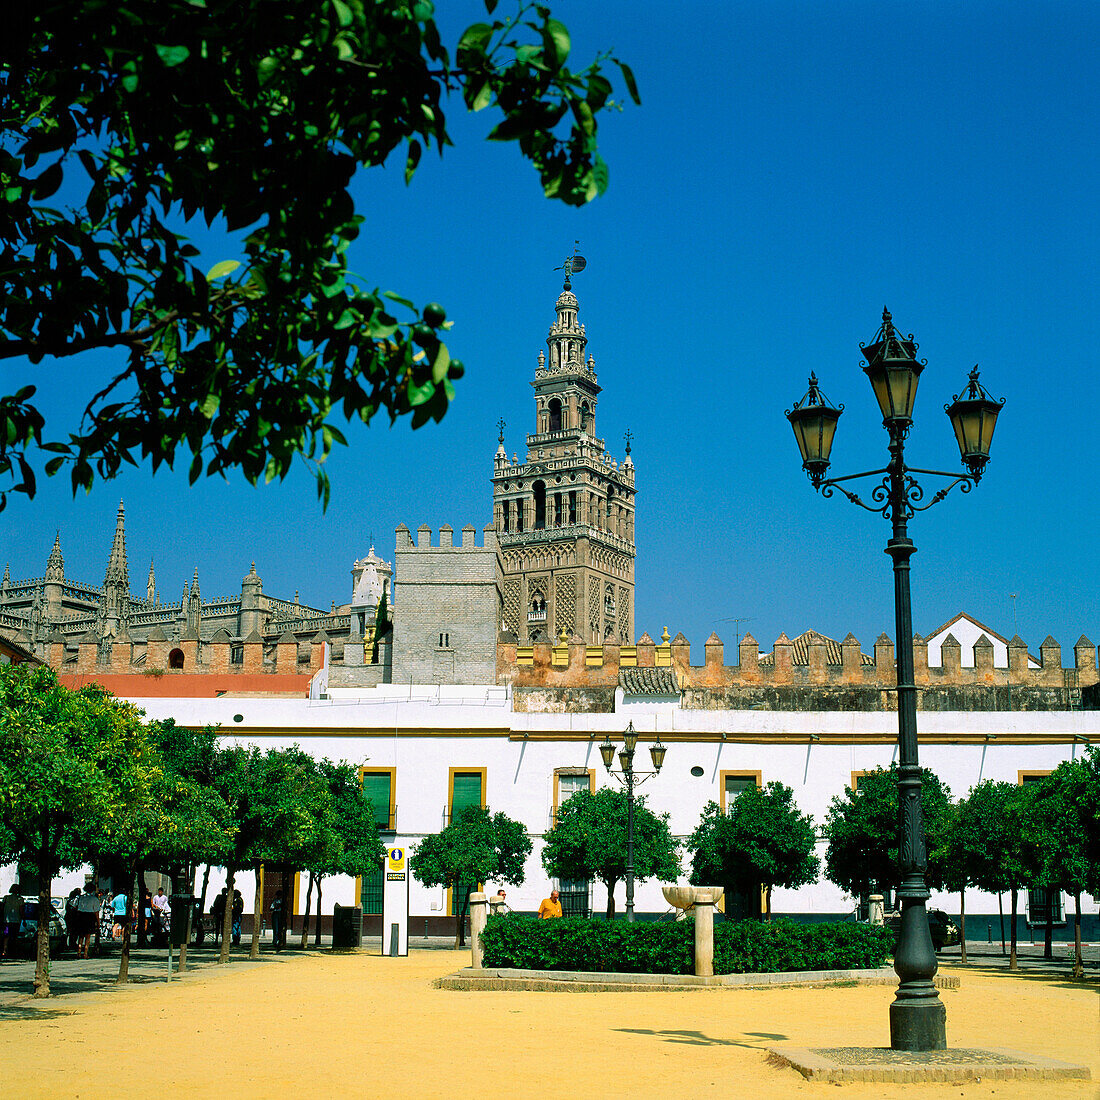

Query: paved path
(1, 947), (1096, 1098)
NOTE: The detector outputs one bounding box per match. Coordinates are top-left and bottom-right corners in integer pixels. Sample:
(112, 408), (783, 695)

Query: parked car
(12, 897), (67, 957)
(883, 908), (960, 952)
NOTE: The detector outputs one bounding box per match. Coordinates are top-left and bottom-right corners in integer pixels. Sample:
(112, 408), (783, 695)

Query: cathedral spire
(103, 500), (129, 592)
(147, 558), (156, 604)
(46, 531), (64, 582)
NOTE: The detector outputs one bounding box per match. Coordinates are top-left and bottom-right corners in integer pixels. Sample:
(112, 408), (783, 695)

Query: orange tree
(541, 787), (680, 919)
(1, 0), (637, 509)
(414, 805), (530, 946)
(688, 782), (819, 921)
(0, 665), (161, 996)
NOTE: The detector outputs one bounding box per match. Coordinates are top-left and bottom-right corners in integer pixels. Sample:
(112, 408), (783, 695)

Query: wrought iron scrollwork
(817, 465), (976, 520)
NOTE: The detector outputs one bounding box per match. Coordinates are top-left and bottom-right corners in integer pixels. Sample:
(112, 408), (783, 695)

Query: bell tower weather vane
(554, 241), (587, 289)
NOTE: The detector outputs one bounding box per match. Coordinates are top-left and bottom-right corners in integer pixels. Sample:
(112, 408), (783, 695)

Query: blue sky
(3, 0), (1098, 661)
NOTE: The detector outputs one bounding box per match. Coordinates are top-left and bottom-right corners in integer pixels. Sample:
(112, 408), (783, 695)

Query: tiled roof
(759, 630), (874, 667)
(619, 667), (680, 695)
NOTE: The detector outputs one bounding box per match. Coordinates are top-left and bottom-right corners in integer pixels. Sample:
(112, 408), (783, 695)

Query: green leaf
(458, 22), (493, 55)
(155, 44), (191, 67)
(407, 379), (435, 407)
(44, 456), (66, 477)
(405, 140), (422, 184)
(32, 162), (63, 200)
(257, 56), (280, 86)
(470, 81), (493, 112)
(331, 0), (352, 27)
(545, 19), (570, 66)
(200, 394), (220, 419)
(616, 60), (641, 105)
(430, 342), (450, 383)
(207, 260), (241, 280)
(382, 291), (415, 310)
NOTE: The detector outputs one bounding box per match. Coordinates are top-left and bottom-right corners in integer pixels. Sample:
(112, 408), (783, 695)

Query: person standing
(75, 883), (101, 958)
(1, 883), (24, 960)
(231, 890), (243, 945)
(152, 887), (171, 939)
(111, 889), (129, 939)
(65, 888), (81, 951)
(538, 889), (562, 919)
(211, 887), (227, 945)
(270, 890), (284, 952)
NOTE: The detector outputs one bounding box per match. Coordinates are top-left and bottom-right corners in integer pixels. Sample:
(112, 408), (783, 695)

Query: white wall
(8, 686), (1097, 920)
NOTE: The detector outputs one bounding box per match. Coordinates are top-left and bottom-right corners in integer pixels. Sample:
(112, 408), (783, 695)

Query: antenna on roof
(716, 616), (754, 651)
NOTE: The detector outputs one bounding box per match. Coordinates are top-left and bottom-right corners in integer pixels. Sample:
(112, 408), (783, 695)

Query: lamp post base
(890, 998), (947, 1052)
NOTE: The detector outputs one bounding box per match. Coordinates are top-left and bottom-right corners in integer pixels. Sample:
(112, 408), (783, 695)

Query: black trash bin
(169, 895), (194, 948)
(331, 904), (362, 950)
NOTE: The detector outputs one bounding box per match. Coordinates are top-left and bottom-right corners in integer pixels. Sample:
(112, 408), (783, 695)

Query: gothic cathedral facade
(492, 274), (636, 644)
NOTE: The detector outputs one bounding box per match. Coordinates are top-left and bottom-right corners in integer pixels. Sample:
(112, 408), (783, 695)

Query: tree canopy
(540, 787), (680, 919)
(688, 782), (819, 920)
(413, 804), (531, 944)
(822, 765), (952, 901)
(1, 0), (638, 509)
(0, 660), (225, 998)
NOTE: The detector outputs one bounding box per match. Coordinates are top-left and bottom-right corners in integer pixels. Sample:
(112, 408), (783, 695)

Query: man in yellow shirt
(538, 889), (562, 919)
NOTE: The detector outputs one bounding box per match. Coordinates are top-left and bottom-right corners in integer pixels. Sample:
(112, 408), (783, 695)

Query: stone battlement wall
(498, 631), (1099, 711)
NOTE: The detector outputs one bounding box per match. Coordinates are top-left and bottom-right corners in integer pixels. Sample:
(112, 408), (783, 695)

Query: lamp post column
(625, 753), (636, 923)
(885, 425), (946, 1051)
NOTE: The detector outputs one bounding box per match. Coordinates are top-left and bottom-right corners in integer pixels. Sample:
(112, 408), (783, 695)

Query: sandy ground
(1, 950), (1096, 1099)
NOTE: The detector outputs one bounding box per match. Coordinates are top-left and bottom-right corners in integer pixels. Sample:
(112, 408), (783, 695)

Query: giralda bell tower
(492, 255), (636, 644)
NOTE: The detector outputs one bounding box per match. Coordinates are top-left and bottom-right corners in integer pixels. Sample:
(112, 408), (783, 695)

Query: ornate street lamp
(598, 721), (668, 922)
(786, 307), (1004, 1053)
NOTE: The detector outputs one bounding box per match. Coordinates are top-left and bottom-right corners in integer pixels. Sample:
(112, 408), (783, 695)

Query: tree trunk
(1043, 894), (1054, 960)
(117, 869), (137, 985)
(198, 864), (211, 913)
(33, 845), (52, 998)
(1009, 888), (1018, 971)
(300, 872), (314, 949)
(178, 861), (193, 973)
(998, 893), (1006, 955)
(764, 885), (772, 922)
(1072, 893), (1083, 980)
(218, 865), (235, 964)
(91, 863), (101, 957)
(605, 879), (616, 920)
(249, 866), (262, 960)
(136, 870), (146, 948)
(280, 865), (292, 950)
(959, 889), (967, 965)
(314, 876), (323, 947)
(455, 890), (468, 948)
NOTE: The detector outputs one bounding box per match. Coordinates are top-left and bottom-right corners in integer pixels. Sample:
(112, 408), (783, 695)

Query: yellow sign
(387, 846), (406, 873)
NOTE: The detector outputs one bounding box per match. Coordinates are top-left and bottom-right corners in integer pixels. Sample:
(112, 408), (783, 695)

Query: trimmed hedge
(479, 914), (892, 975)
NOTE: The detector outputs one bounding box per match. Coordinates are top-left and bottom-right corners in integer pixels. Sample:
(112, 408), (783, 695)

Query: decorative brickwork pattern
(619, 586), (630, 643)
(503, 579), (521, 636)
(588, 582), (600, 636)
(555, 573), (576, 637)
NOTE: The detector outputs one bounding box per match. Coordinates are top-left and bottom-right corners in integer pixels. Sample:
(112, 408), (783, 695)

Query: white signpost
(382, 845), (409, 956)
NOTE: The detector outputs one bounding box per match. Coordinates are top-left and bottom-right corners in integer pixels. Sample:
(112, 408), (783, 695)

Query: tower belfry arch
(492, 258), (636, 644)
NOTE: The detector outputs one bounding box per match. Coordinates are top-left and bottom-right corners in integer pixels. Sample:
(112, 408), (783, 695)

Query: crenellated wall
(498, 629), (1099, 711)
